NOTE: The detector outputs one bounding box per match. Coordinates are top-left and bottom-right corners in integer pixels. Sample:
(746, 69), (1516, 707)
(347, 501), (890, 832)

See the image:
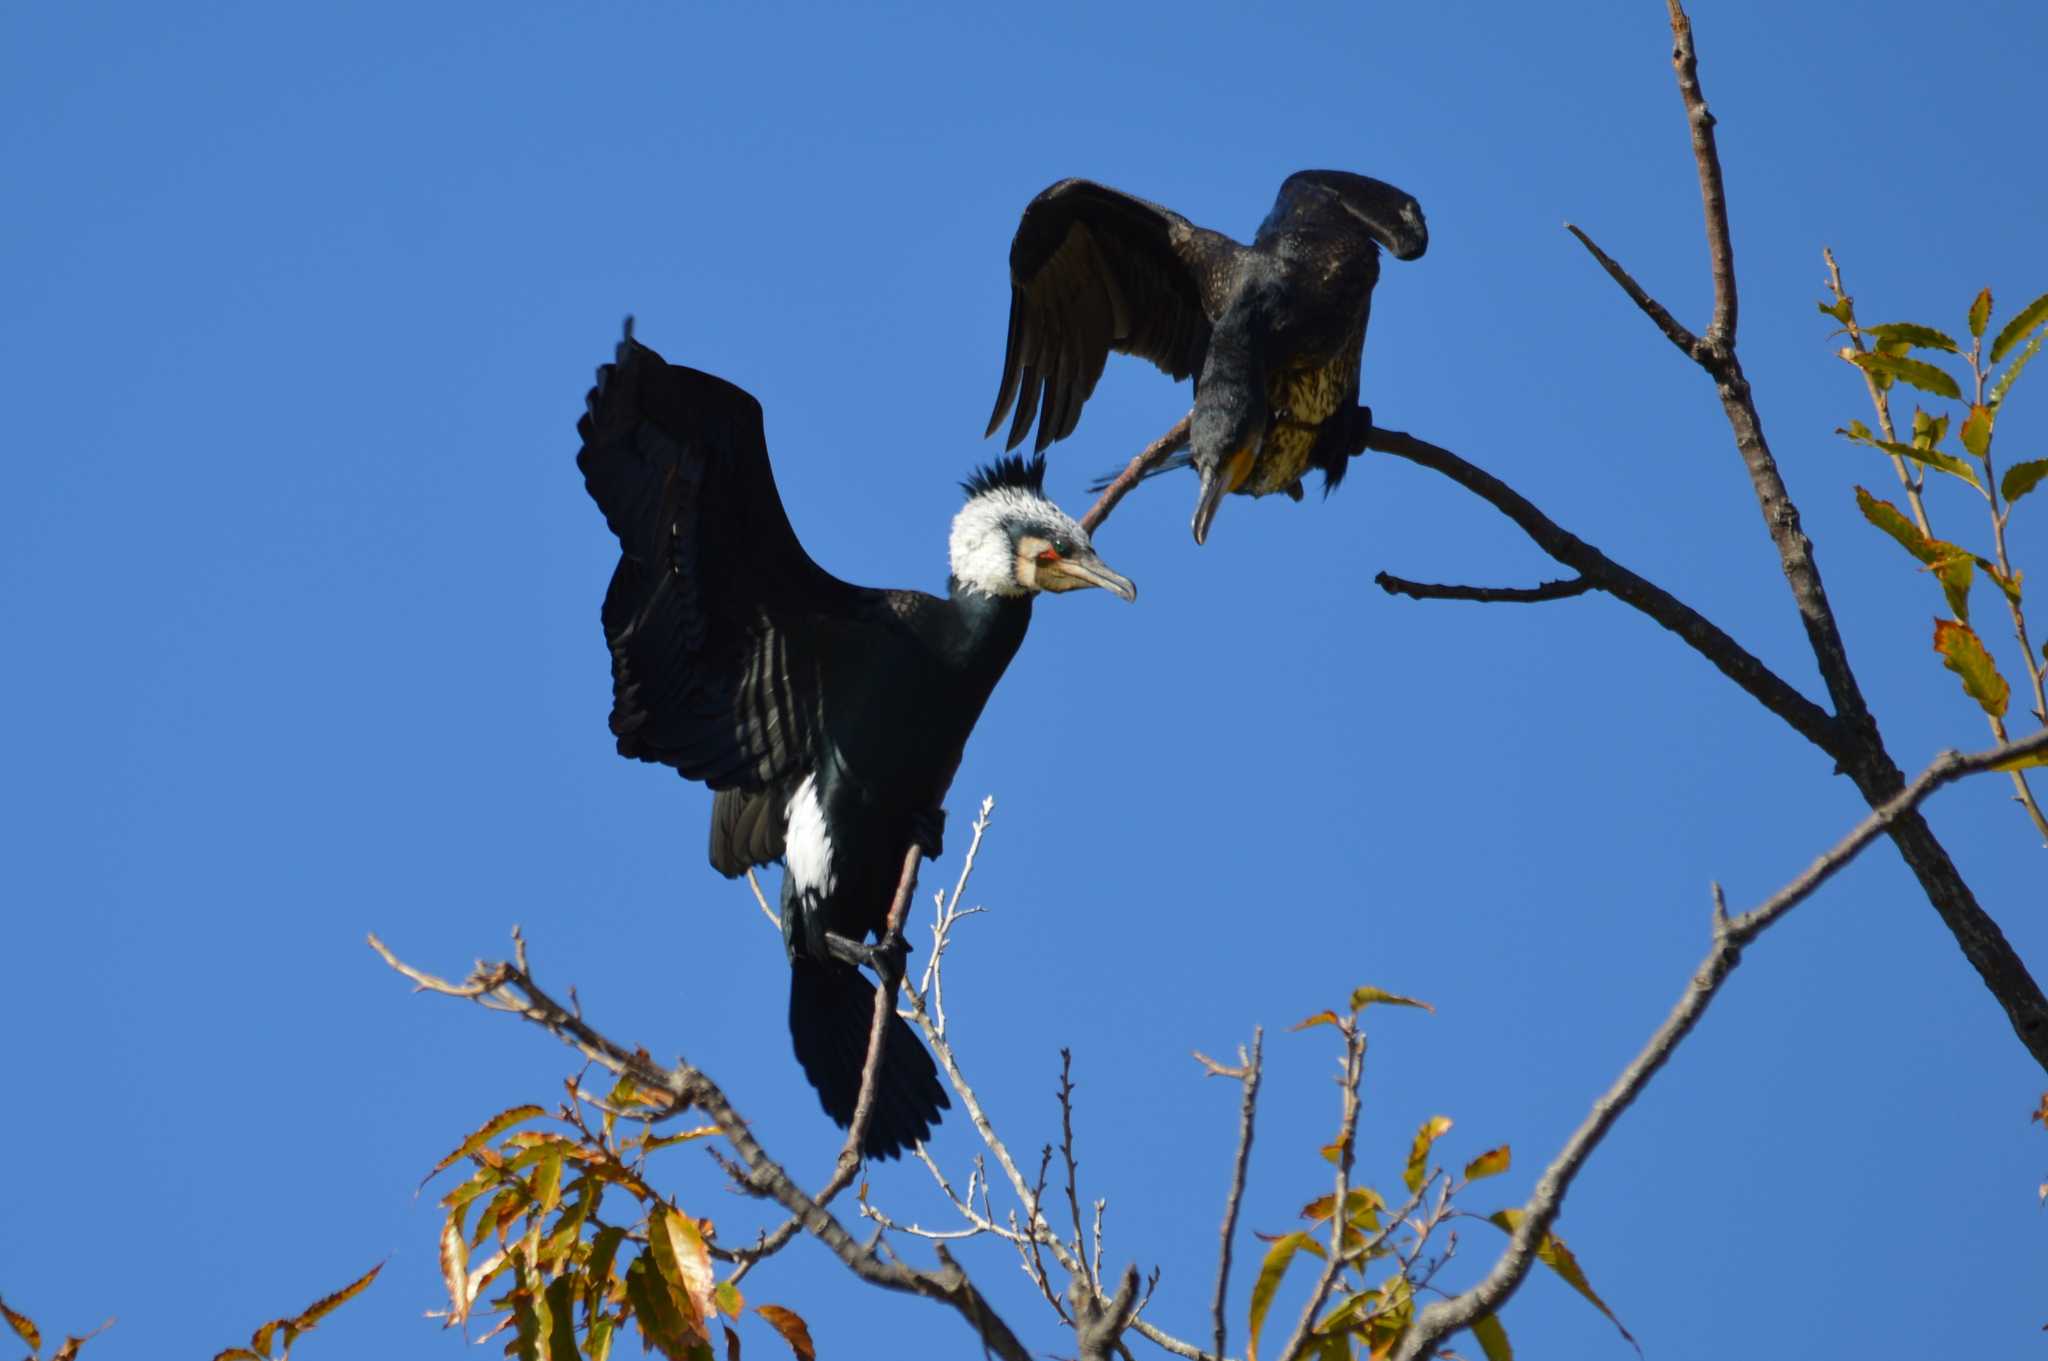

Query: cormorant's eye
(1051, 537), (1072, 557)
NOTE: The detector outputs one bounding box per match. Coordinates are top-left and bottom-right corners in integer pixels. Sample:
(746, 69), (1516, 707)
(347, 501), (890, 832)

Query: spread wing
(577, 323), (888, 794)
(985, 179), (1244, 453)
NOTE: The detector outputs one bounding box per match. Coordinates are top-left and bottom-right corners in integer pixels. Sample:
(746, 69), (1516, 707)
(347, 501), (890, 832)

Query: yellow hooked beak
(1191, 443), (1257, 546)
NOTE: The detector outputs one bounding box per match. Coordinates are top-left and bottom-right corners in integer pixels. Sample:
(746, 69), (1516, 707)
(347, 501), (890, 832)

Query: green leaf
(1348, 985), (1434, 1014)
(1882, 439), (1981, 488)
(1854, 487), (1939, 564)
(2003, 460), (2048, 507)
(1969, 290), (1993, 340)
(1486, 1210), (1639, 1351)
(1, 1298), (41, 1351)
(587, 1313), (616, 1361)
(1933, 619), (2011, 718)
(1463, 1145), (1512, 1182)
(1839, 426), (1982, 489)
(753, 1305), (816, 1361)
(1404, 1116), (1453, 1193)
(1992, 327), (2046, 410)
(1817, 297), (1854, 323)
(1852, 350), (1964, 400)
(713, 1283), (744, 1320)
(1990, 290), (2048, 364)
(544, 1276), (580, 1361)
(1866, 321), (1960, 353)
(625, 1256), (698, 1361)
(1472, 1311), (1514, 1361)
(1247, 1231), (1318, 1361)
(423, 1105), (548, 1185)
(1962, 404), (1993, 458)
(586, 1227), (628, 1312)
(1911, 407), (1950, 450)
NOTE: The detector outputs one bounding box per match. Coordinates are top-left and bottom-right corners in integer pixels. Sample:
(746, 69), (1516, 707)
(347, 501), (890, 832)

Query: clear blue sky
(6, 1), (2046, 1356)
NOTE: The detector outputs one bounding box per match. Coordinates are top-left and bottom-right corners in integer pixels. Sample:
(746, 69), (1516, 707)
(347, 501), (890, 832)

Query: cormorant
(984, 171), (1428, 543)
(577, 323), (1136, 1160)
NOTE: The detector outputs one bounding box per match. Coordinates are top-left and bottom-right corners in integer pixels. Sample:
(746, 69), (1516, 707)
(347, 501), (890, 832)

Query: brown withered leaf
(1, 1297), (41, 1350)
(755, 1304), (816, 1361)
(421, 1105), (547, 1188)
(1933, 619), (2011, 718)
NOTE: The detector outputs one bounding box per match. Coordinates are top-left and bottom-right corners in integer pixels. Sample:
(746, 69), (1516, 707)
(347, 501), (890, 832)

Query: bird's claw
(824, 930), (915, 987)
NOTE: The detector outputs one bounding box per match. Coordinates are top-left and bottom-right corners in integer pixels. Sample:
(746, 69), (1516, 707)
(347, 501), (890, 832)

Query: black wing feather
(578, 326), (882, 794)
(985, 179), (1243, 452)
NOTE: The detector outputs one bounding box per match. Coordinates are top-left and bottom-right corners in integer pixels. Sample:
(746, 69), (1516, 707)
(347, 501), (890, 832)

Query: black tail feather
(787, 956), (948, 1160)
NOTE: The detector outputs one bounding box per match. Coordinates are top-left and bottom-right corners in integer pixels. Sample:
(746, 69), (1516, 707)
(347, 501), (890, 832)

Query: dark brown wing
(986, 179), (1244, 453)
(576, 323), (887, 793)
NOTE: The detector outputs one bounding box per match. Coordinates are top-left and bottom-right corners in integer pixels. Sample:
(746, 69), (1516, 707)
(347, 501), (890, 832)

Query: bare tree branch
(1082, 414), (1192, 536)
(1363, 424), (1844, 757)
(365, 929), (1032, 1361)
(1373, 572), (1593, 605)
(1394, 723), (2048, 1359)
(1665, 0), (1737, 349)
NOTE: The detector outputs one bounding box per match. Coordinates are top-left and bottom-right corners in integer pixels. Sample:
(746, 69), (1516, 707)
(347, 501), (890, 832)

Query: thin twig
(1392, 724), (2048, 1359)
(1208, 1032), (1262, 1361)
(1565, 224), (1702, 358)
(1364, 425), (1844, 757)
(744, 869), (779, 929)
(365, 930), (1032, 1361)
(838, 842), (926, 1169)
(1081, 413), (1192, 536)
(1666, 0), (1737, 348)
(1373, 572), (1593, 605)
(1274, 1023), (1365, 1361)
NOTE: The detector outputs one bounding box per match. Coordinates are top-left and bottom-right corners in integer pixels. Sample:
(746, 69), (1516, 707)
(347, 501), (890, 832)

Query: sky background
(6, 1), (2047, 1357)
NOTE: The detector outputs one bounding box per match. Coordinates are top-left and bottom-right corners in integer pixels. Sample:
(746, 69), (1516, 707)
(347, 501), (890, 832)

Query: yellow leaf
(1404, 1116), (1453, 1193)
(1463, 1145), (1512, 1182)
(1247, 1231), (1317, 1361)
(1349, 986), (1434, 1014)
(1472, 1310), (1514, 1361)
(1486, 1210), (1638, 1351)
(1292, 1010), (1342, 1031)
(439, 1217), (470, 1326)
(652, 1208), (717, 1338)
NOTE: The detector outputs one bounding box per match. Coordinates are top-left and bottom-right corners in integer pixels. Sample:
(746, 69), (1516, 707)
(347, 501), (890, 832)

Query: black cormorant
(984, 171), (1428, 543)
(577, 324), (1136, 1159)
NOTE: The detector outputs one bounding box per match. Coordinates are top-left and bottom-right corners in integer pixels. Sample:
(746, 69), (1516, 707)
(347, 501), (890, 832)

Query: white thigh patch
(784, 774), (837, 896)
